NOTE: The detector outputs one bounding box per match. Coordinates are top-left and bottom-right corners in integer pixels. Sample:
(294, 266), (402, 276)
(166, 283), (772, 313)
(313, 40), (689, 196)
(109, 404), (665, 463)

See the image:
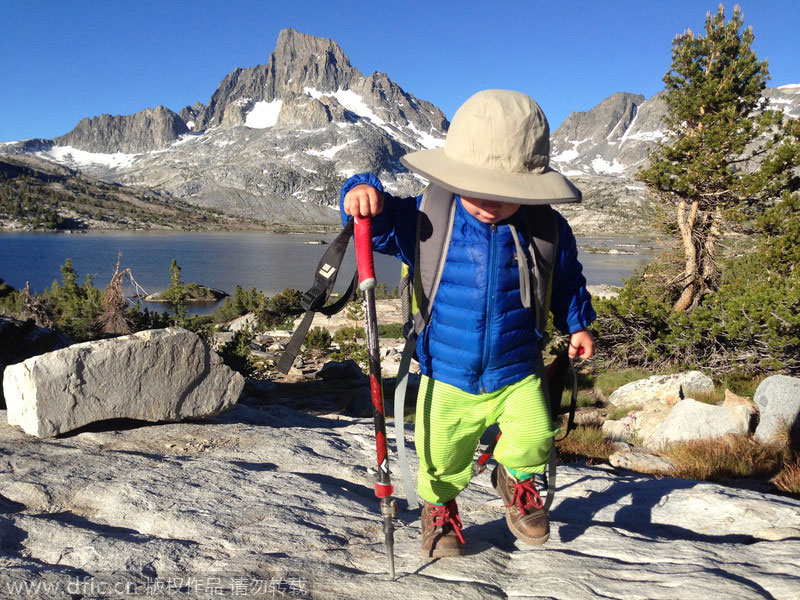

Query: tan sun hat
(400, 89), (581, 205)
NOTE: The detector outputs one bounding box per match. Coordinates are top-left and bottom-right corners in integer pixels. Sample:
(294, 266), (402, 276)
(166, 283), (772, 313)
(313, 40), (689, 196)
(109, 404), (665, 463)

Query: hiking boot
(493, 465), (549, 545)
(421, 499), (465, 558)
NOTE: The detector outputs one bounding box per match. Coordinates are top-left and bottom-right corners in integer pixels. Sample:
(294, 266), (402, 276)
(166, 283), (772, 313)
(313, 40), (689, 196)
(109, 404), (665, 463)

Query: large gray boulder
(604, 390), (758, 451)
(754, 375), (800, 445)
(3, 328), (244, 437)
(651, 393), (758, 449)
(0, 315), (73, 409)
(608, 370), (715, 408)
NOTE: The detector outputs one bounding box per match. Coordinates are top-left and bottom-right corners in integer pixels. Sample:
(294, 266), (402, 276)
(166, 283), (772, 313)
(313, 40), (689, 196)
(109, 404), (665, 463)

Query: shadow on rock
(211, 403), (357, 430)
(59, 417), (164, 438)
(230, 460), (279, 472)
(295, 472), (418, 522)
(0, 493), (27, 516)
(553, 472), (756, 545)
(459, 516), (518, 554)
(36, 511), (198, 548)
(0, 514), (27, 555)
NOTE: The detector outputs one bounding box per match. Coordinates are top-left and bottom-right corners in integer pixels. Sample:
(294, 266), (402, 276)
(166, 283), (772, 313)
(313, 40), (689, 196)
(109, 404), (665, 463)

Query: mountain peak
(194, 29), (362, 130)
(269, 28), (360, 94)
(274, 28), (350, 68)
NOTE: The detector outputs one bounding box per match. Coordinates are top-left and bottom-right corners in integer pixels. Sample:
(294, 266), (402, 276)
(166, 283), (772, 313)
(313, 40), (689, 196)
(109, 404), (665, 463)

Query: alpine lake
(0, 231), (657, 315)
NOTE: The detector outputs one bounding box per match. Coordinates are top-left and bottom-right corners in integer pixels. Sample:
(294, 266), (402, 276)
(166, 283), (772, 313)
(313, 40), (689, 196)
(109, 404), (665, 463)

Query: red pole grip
(354, 216), (376, 291)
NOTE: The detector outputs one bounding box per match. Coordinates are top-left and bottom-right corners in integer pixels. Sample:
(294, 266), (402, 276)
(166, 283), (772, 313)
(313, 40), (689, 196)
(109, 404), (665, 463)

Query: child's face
(460, 196), (521, 224)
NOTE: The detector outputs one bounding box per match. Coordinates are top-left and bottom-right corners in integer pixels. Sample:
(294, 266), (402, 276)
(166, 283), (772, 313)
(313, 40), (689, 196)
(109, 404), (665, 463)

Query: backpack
(392, 184), (571, 511)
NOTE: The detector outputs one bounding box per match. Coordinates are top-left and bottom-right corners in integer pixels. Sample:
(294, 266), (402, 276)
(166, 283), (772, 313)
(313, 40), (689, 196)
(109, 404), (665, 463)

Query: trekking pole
(354, 215), (397, 579)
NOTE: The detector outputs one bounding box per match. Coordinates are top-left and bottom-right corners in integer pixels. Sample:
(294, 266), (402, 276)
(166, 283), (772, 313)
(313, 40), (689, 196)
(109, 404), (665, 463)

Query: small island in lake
(144, 283), (229, 303)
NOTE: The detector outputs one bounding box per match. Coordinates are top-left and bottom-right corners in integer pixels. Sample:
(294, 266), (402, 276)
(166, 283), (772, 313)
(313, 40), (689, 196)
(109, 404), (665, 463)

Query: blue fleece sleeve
(550, 215), (597, 334)
(339, 173), (418, 265)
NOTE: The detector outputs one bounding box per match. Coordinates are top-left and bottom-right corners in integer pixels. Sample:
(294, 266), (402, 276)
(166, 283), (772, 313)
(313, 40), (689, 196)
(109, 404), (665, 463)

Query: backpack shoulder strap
(523, 205), (560, 336)
(276, 220), (357, 374)
(412, 185), (456, 335)
(394, 185), (455, 510)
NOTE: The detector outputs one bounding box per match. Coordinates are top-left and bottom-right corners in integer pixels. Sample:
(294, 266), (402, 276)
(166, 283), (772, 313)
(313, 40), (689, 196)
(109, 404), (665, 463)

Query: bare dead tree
(96, 253), (134, 336)
(17, 282), (54, 328)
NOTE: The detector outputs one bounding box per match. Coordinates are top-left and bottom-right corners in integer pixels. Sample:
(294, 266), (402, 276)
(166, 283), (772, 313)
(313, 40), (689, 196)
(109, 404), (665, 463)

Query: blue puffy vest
(340, 173), (595, 394)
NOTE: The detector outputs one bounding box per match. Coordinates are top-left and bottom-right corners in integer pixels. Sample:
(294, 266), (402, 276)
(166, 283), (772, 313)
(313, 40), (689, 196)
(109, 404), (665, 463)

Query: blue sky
(2, 0), (799, 143)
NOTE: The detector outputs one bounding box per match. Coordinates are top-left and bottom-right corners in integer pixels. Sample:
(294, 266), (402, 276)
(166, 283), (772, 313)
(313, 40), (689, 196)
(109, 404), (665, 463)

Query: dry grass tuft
(774, 455), (800, 495)
(663, 435), (783, 482)
(556, 424), (615, 464)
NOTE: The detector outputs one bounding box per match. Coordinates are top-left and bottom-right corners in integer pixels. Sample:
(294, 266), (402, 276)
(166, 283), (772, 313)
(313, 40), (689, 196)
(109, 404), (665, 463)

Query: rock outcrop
(754, 374), (800, 445)
(3, 328), (244, 437)
(54, 106), (190, 153)
(1, 399), (798, 599)
(608, 371), (715, 408)
(651, 393), (759, 448)
(603, 375), (759, 450)
(0, 315), (73, 409)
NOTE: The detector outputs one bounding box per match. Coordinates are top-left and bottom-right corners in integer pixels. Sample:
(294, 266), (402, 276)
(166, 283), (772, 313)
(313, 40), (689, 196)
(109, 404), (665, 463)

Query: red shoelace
(430, 500), (466, 544)
(505, 479), (544, 515)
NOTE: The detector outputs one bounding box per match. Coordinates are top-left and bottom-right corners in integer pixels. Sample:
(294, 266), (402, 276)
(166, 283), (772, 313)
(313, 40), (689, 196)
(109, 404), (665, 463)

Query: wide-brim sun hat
(400, 89), (581, 205)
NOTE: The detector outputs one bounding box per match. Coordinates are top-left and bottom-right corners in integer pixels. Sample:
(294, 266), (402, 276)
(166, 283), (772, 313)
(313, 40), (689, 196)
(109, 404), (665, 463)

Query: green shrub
(593, 198), (800, 377)
(331, 325), (367, 370)
(0, 279), (19, 314)
(213, 285), (268, 324)
(305, 326), (332, 354)
(256, 288), (303, 329)
(217, 329), (254, 376)
(373, 282), (400, 299)
(345, 299), (364, 322)
(377, 322), (405, 338)
(39, 260), (103, 340)
(163, 259), (187, 326)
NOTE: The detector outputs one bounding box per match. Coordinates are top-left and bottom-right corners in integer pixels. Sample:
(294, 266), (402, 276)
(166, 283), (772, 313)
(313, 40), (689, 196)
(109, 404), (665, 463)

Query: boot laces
(505, 478), (544, 515)
(430, 500), (465, 544)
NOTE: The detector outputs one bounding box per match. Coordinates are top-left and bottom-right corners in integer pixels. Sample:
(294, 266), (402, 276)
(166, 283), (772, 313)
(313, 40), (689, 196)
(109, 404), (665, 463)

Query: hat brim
(401, 149), (582, 205)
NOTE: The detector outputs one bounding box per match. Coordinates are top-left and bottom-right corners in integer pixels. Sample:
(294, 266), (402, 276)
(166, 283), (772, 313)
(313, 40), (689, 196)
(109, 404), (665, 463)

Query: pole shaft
(354, 217), (397, 578)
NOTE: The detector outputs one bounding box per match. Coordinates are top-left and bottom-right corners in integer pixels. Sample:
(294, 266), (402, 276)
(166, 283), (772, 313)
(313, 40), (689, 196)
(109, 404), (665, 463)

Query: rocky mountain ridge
(55, 106), (190, 154)
(550, 85), (800, 177)
(2, 29), (799, 234)
(0, 154), (261, 231)
(2, 29), (448, 227)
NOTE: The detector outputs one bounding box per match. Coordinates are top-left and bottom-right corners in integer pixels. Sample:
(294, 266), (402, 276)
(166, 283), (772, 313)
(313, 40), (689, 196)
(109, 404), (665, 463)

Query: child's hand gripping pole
(354, 216), (397, 579)
(354, 216), (377, 291)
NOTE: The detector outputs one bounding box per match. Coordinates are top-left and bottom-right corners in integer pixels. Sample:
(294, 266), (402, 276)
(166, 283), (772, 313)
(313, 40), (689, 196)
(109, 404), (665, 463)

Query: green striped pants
(415, 373), (557, 504)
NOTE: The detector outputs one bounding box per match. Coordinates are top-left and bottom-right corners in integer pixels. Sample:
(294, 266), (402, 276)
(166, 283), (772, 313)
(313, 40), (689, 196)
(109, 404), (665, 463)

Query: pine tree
(638, 4), (800, 311)
(164, 258), (188, 326)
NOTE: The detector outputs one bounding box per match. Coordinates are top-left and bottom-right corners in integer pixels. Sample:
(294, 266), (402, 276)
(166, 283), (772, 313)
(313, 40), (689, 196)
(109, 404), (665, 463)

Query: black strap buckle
(301, 285), (326, 312)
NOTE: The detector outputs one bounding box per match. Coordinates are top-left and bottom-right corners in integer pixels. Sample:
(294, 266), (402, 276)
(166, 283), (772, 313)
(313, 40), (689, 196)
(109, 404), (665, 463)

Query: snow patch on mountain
(408, 122), (445, 149)
(304, 87), (382, 123)
(35, 145), (138, 169)
(305, 140), (356, 159)
(302, 86), (444, 149)
(245, 99), (283, 128)
(552, 139), (590, 163)
(591, 156), (625, 175)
